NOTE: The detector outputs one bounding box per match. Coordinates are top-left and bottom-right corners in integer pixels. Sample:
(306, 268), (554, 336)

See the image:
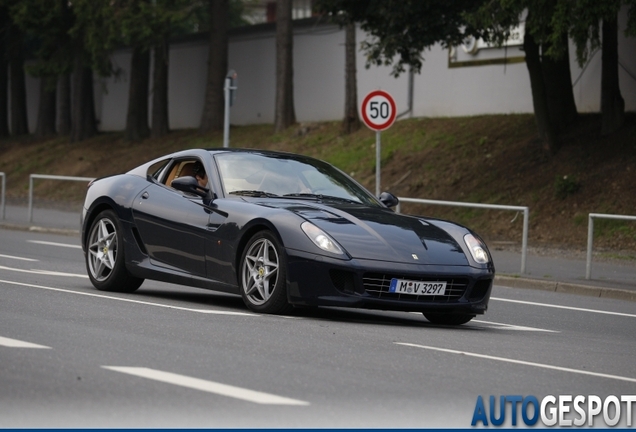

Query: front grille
(363, 272), (469, 303)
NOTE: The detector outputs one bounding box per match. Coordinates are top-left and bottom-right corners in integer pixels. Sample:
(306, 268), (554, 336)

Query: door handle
(141, 192), (149, 199)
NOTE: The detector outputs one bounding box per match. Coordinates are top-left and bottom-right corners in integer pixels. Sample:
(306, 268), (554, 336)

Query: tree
(125, 46), (151, 141)
(600, 12), (625, 135)
(314, 1), (360, 135)
(274, 0), (296, 132)
(551, 0), (630, 135)
(0, 6), (10, 137)
(152, 34), (170, 138)
(200, 0), (229, 133)
(35, 77), (56, 137)
(11, 0), (75, 137)
(69, 36), (98, 142)
(343, 21), (360, 134)
(467, 0), (582, 153)
(7, 21), (28, 136)
(316, 0), (484, 76)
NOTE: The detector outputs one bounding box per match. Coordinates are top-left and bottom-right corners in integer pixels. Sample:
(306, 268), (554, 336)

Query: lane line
(0, 265), (88, 279)
(102, 366), (309, 405)
(471, 319), (559, 333)
(395, 342), (636, 383)
(27, 240), (81, 249)
(409, 312), (558, 332)
(491, 297), (636, 318)
(0, 278), (258, 316)
(0, 254), (39, 262)
(0, 335), (50, 349)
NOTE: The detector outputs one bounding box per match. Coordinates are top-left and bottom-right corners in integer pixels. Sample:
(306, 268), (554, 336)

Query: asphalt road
(1, 228), (635, 428)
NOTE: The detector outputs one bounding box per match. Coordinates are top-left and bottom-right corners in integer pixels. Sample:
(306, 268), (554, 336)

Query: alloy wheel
(87, 217), (118, 282)
(242, 238), (279, 305)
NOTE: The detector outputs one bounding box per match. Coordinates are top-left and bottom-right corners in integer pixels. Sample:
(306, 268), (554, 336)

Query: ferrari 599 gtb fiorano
(81, 148), (494, 325)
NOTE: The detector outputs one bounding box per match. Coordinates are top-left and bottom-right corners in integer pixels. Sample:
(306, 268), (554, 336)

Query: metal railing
(0, 172), (5, 220)
(28, 174), (95, 222)
(586, 213), (636, 279)
(396, 197), (529, 274)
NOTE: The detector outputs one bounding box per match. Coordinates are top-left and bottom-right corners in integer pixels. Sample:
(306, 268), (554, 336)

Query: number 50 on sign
(360, 90), (397, 131)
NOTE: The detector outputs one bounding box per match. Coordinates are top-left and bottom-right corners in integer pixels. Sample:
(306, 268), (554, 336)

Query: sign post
(360, 90), (397, 196)
(223, 70), (238, 148)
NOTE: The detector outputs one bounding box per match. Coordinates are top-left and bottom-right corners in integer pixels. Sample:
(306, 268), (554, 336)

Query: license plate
(389, 278), (447, 295)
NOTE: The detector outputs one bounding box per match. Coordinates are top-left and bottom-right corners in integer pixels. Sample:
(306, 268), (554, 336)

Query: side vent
(131, 227), (148, 255)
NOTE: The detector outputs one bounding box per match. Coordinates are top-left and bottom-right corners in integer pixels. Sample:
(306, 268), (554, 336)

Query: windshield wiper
(283, 193), (360, 204)
(283, 193), (321, 199)
(229, 190), (280, 198)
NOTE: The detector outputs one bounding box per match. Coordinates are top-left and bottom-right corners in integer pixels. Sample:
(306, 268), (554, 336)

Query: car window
(214, 152), (380, 206)
(164, 160), (198, 187)
(147, 159), (170, 181)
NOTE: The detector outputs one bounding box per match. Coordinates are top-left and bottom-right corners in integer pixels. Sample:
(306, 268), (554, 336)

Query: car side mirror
(379, 191), (399, 208)
(171, 176), (209, 198)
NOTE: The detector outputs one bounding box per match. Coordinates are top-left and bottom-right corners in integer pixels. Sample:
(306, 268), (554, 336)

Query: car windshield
(214, 152), (380, 206)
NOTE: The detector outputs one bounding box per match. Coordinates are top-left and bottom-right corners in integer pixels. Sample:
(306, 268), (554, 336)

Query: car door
(132, 181), (212, 277)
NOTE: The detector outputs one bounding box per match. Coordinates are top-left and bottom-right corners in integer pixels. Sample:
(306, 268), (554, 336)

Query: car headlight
(301, 222), (344, 255)
(464, 233), (489, 264)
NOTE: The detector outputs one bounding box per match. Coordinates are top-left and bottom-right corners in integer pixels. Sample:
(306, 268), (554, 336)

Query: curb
(495, 275), (636, 302)
(0, 222), (80, 237)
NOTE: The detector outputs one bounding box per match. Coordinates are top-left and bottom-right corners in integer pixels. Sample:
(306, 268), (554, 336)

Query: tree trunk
(274, 0), (296, 132)
(0, 8), (9, 138)
(523, 29), (558, 154)
(200, 0), (228, 133)
(343, 21), (360, 135)
(125, 46), (151, 141)
(151, 36), (169, 138)
(58, 73), (71, 135)
(7, 23), (29, 136)
(600, 14), (624, 135)
(541, 34), (578, 132)
(70, 41), (97, 143)
(35, 76), (57, 137)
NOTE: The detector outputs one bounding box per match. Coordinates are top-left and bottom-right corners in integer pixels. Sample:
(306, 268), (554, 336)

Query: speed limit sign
(360, 90), (397, 131)
(360, 90), (398, 197)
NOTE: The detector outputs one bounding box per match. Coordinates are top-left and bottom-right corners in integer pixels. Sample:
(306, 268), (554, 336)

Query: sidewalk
(1, 204), (635, 301)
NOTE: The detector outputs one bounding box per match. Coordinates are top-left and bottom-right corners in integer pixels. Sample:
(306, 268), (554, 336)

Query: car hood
(266, 201), (469, 265)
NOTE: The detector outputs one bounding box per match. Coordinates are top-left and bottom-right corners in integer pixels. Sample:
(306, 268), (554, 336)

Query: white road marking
(0, 335), (50, 349)
(471, 319), (559, 333)
(102, 366), (310, 405)
(395, 342), (636, 383)
(0, 279), (258, 316)
(409, 312), (558, 332)
(27, 240), (81, 249)
(491, 297), (636, 318)
(0, 254), (39, 262)
(0, 265), (88, 278)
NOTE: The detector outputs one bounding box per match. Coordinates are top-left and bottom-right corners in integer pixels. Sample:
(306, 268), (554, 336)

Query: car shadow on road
(133, 286), (487, 330)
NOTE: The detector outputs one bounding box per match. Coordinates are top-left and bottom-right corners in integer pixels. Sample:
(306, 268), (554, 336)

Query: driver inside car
(192, 161), (208, 190)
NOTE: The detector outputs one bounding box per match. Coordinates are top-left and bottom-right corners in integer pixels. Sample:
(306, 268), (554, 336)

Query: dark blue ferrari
(81, 148), (494, 325)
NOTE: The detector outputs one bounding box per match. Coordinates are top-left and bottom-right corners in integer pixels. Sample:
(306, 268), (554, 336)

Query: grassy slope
(1, 113), (635, 253)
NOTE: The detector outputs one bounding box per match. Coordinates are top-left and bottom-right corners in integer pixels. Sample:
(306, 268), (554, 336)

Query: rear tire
(85, 210), (144, 293)
(239, 231), (292, 314)
(423, 313), (474, 326)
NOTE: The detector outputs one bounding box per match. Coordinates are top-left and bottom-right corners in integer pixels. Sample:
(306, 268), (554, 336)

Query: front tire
(424, 313), (474, 326)
(85, 210), (144, 293)
(239, 231), (292, 314)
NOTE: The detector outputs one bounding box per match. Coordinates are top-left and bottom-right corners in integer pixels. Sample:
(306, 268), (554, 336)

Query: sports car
(81, 148), (494, 325)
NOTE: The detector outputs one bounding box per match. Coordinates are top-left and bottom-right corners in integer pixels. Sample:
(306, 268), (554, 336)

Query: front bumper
(285, 249), (494, 315)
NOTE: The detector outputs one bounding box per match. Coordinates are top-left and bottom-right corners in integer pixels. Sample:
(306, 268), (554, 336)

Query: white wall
(15, 9), (636, 133)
